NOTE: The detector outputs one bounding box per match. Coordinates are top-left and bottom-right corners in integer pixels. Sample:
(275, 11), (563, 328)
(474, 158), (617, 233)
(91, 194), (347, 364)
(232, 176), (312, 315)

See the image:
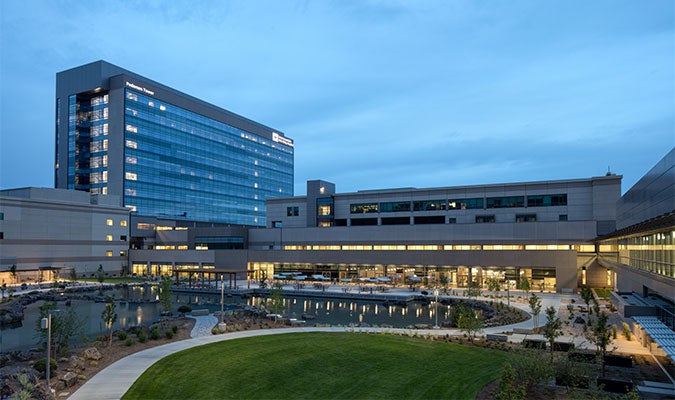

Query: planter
(597, 377), (633, 393)
(603, 354), (632, 367)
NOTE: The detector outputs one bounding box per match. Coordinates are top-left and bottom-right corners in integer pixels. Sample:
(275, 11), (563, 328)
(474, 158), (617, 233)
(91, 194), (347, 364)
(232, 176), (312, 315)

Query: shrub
(32, 358), (57, 376)
(622, 322), (632, 340)
(611, 325), (618, 340)
(138, 332), (147, 343)
(150, 326), (160, 340)
(117, 331), (127, 341)
(172, 325), (178, 334)
(125, 338), (134, 346)
(165, 330), (174, 339)
(177, 305), (192, 314)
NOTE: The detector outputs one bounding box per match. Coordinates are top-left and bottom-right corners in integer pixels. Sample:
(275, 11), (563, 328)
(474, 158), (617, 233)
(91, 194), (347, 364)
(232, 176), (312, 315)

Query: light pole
(218, 278), (226, 332)
(434, 288), (439, 329)
(41, 309), (59, 394)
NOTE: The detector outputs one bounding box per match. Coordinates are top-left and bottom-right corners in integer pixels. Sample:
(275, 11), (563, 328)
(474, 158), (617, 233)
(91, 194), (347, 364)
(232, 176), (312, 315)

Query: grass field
(123, 332), (509, 399)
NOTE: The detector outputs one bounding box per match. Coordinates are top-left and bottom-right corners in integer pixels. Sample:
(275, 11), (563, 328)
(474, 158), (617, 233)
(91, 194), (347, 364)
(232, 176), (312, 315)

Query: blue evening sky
(1, 0), (673, 195)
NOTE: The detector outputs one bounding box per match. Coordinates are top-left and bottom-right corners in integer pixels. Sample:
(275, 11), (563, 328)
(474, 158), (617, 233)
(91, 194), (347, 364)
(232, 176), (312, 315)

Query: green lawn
(123, 332), (509, 400)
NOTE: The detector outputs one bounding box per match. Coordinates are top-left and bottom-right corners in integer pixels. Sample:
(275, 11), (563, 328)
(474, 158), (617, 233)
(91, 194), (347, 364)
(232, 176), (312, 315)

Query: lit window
(126, 156), (137, 164)
(160, 105), (166, 111)
(125, 172), (137, 181)
(106, 219), (113, 226)
(120, 250), (127, 257)
(105, 250), (113, 257)
(106, 235), (113, 241)
(126, 124), (138, 133)
(127, 92), (137, 101)
(148, 101), (154, 107)
(125, 140), (137, 149)
(120, 220), (128, 227)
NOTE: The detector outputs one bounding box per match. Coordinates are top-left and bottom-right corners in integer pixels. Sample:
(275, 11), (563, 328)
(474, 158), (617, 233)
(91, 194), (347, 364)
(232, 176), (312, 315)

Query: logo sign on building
(272, 132), (294, 147)
(125, 81), (155, 96)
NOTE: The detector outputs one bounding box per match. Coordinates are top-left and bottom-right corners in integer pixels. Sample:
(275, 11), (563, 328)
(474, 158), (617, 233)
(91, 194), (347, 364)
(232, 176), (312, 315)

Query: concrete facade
(0, 188), (130, 281)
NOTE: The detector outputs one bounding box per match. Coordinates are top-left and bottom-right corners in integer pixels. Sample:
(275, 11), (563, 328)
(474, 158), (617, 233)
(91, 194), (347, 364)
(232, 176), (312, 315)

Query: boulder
(60, 371), (78, 387)
(69, 356), (86, 371)
(82, 347), (101, 361)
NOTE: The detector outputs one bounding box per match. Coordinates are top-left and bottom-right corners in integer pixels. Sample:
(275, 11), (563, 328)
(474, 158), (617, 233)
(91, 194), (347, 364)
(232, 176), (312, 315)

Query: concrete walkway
(190, 315), (218, 338)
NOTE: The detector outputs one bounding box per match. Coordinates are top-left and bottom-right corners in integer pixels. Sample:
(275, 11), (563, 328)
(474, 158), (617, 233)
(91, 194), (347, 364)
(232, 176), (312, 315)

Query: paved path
(190, 315), (218, 338)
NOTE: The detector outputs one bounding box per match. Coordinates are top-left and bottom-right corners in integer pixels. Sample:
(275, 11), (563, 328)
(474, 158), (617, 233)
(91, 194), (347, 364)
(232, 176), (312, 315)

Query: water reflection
(2, 287), (454, 352)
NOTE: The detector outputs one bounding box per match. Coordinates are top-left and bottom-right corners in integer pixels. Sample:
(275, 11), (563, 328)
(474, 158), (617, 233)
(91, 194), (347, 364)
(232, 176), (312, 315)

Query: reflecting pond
(1, 287), (452, 352)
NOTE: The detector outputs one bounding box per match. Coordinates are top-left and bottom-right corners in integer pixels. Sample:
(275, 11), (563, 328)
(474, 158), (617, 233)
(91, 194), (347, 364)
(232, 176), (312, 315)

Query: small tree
(101, 298), (117, 347)
(466, 281), (482, 298)
(267, 283), (285, 321)
(158, 276), (173, 315)
(69, 268), (78, 282)
(35, 302), (84, 356)
(486, 277), (501, 293)
(97, 264), (105, 284)
(528, 293), (542, 329)
(259, 271), (268, 289)
(566, 303), (575, 323)
(580, 285), (593, 319)
(0, 283), (6, 300)
(542, 306), (562, 355)
(457, 304), (484, 341)
(9, 264), (17, 284)
(519, 277), (530, 294)
(585, 309), (613, 376)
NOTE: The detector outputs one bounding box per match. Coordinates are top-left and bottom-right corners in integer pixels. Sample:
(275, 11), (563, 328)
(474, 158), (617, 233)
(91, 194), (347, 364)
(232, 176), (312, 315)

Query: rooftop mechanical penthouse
(54, 60), (294, 226)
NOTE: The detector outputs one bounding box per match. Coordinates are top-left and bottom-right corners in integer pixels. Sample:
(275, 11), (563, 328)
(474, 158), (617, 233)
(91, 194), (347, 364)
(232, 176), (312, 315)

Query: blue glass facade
(122, 89), (293, 225)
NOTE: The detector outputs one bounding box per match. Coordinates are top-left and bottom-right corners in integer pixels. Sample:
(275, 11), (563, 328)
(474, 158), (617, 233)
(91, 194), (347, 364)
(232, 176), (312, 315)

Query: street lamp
(218, 279), (226, 332)
(41, 309), (60, 394)
(434, 288), (439, 329)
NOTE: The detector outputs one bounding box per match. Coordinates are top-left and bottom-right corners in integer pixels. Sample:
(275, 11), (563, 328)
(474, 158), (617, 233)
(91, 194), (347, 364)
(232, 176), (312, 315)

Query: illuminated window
(106, 235), (113, 241)
(350, 203), (378, 214)
(126, 156), (137, 164)
(125, 172), (137, 181)
(475, 215), (495, 223)
(137, 223), (156, 230)
(105, 250), (113, 257)
(125, 140), (137, 149)
(160, 105), (166, 111)
(126, 124), (138, 133)
(106, 219), (113, 226)
(516, 214), (537, 222)
(120, 220), (128, 227)
(120, 250), (127, 257)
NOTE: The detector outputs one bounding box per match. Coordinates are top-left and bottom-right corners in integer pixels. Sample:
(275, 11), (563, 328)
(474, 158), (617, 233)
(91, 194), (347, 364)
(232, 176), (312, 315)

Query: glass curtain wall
(123, 89), (293, 225)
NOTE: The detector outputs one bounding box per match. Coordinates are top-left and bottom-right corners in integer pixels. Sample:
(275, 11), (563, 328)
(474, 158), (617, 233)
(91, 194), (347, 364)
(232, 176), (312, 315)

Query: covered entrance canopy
(172, 267), (252, 290)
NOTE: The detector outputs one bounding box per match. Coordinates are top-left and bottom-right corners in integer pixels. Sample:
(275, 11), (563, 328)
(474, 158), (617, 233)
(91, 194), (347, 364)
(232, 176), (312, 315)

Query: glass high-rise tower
(55, 61), (293, 226)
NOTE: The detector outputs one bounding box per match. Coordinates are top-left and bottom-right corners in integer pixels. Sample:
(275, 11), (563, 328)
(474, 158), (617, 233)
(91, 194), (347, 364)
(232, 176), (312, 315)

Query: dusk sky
(1, 1), (673, 195)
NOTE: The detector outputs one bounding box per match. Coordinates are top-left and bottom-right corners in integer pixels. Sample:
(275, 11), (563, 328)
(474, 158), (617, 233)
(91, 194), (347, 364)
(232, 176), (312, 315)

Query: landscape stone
(60, 372), (78, 387)
(82, 347), (101, 360)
